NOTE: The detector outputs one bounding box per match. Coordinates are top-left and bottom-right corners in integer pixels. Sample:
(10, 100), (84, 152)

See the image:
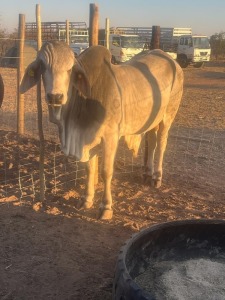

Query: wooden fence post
(89, 3), (99, 185)
(105, 18), (110, 49)
(36, 4), (45, 201)
(17, 14), (25, 134)
(89, 3), (99, 46)
(151, 25), (160, 49)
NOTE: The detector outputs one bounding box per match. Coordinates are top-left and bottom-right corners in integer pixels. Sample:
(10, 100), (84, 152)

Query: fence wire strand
(0, 38), (225, 203)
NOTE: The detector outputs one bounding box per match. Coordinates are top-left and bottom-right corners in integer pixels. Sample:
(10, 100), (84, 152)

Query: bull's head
(20, 41), (90, 109)
(20, 41), (106, 161)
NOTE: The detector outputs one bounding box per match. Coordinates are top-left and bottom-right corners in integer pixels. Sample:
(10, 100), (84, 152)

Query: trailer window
(70, 35), (89, 43)
(184, 37), (193, 46)
(121, 36), (143, 48)
(112, 37), (121, 46)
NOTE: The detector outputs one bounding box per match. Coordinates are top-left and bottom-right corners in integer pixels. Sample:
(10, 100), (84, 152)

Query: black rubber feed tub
(112, 219), (225, 300)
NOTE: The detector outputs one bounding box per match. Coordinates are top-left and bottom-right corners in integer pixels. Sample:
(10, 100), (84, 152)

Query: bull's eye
(67, 68), (72, 75)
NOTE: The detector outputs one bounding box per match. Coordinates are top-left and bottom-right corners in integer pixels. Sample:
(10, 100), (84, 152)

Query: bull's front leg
(99, 133), (119, 220)
(77, 154), (97, 210)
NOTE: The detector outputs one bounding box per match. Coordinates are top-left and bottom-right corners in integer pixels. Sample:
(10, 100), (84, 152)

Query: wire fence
(0, 38), (225, 203)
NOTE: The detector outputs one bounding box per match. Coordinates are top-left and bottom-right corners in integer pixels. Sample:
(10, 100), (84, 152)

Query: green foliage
(210, 32), (225, 59)
(0, 27), (18, 60)
(0, 28), (6, 38)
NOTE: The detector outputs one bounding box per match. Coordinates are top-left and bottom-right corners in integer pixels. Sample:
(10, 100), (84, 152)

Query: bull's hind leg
(152, 119), (171, 188)
(144, 120), (171, 188)
(143, 127), (158, 185)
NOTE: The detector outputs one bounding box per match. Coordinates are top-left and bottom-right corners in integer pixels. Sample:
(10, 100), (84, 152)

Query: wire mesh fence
(0, 38), (225, 203)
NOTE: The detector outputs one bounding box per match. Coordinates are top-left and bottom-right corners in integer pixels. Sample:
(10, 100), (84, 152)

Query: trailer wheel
(194, 62), (204, 68)
(177, 55), (188, 68)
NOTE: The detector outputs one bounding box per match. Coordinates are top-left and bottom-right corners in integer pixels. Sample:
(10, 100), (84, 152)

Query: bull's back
(115, 49), (183, 135)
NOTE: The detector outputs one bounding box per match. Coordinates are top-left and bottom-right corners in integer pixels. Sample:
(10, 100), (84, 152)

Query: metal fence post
(105, 18), (110, 49)
(66, 20), (70, 45)
(36, 4), (45, 201)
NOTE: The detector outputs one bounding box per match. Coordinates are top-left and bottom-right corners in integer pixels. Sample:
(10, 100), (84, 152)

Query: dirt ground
(0, 61), (225, 300)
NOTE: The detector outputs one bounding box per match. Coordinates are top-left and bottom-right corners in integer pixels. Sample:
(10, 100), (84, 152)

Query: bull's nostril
(47, 93), (53, 101)
(47, 93), (63, 105)
(56, 93), (63, 101)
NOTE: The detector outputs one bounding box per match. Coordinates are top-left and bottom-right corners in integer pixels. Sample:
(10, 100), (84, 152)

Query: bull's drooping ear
(20, 59), (42, 94)
(73, 63), (91, 98)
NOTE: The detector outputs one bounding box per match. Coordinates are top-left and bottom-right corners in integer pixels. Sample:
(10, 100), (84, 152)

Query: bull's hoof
(143, 174), (152, 185)
(98, 208), (113, 220)
(76, 199), (93, 210)
(151, 179), (162, 188)
(143, 174), (162, 188)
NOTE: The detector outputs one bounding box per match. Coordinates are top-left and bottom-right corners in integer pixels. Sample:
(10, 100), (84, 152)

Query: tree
(210, 32), (225, 59)
(0, 27), (18, 64)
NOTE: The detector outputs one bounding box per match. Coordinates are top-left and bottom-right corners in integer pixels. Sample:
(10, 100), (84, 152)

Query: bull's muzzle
(47, 93), (63, 106)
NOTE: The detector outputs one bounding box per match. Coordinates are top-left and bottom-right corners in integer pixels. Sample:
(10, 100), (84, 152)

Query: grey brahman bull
(20, 41), (183, 219)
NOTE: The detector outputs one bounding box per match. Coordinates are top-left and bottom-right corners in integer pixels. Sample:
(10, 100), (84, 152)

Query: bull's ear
(73, 64), (91, 98)
(20, 59), (42, 94)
